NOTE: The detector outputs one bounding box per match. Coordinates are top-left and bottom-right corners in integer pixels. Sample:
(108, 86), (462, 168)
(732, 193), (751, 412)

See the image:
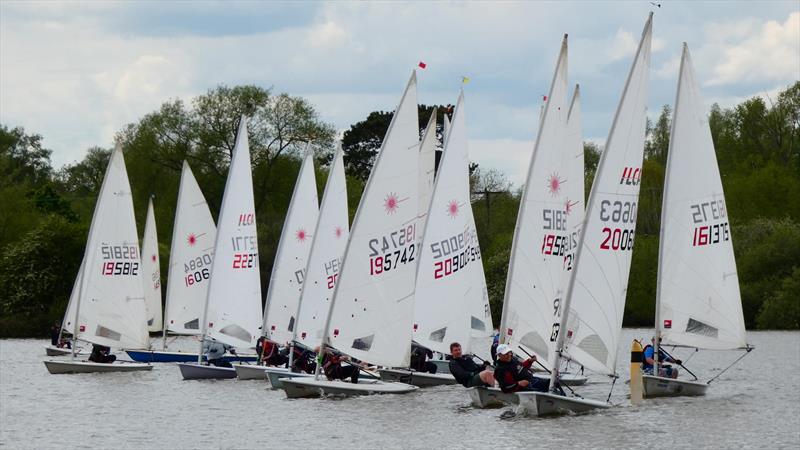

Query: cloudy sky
(1, 1), (798, 186)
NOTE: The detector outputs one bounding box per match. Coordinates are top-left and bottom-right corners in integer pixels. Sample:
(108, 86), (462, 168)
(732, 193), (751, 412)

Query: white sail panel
(142, 198), (162, 332)
(203, 118), (263, 348)
(658, 44), (747, 350)
(62, 261), (84, 334)
(500, 36), (570, 365)
(295, 145), (349, 349)
(324, 72), (420, 367)
(413, 92), (493, 360)
(560, 16), (652, 375)
(164, 162), (216, 335)
(71, 147), (149, 350)
(417, 112), (438, 239)
(264, 151), (319, 344)
(443, 113), (451, 142)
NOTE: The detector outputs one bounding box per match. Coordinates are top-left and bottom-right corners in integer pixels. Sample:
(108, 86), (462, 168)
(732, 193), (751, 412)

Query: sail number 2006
(599, 200), (636, 251)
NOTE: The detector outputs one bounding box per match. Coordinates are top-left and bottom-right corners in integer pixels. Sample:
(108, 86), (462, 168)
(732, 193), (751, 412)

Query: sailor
(256, 336), (288, 367)
(493, 344), (550, 393)
(50, 322), (60, 347)
(289, 345), (316, 374)
(490, 329), (500, 364)
(409, 343), (437, 373)
(319, 347), (360, 384)
(642, 337), (680, 379)
(448, 342), (495, 388)
(88, 344), (116, 364)
(203, 338), (234, 368)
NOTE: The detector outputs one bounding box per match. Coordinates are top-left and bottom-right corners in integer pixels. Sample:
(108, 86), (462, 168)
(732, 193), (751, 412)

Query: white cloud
(708, 12), (800, 86)
(469, 138), (533, 188)
(306, 20), (349, 49)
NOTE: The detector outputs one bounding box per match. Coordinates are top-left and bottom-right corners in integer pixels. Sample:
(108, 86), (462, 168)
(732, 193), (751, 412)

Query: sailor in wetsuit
(88, 344), (116, 364)
(319, 347), (360, 384)
(493, 344), (550, 393)
(203, 338), (235, 368)
(409, 343), (437, 374)
(448, 342), (495, 387)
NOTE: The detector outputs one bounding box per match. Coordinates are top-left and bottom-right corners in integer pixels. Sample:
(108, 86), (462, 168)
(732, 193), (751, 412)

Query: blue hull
(125, 350), (258, 363)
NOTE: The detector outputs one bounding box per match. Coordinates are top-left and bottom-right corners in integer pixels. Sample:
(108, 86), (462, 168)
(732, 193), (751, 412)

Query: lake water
(1, 329), (798, 449)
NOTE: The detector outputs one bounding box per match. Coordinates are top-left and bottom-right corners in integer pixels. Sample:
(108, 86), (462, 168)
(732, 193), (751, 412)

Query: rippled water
(1, 329), (798, 449)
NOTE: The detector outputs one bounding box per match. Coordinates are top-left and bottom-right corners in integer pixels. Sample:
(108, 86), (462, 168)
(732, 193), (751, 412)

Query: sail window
(95, 325), (121, 341)
(685, 318), (718, 338)
(576, 334), (608, 366)
(470, 317), (486, 332)
(219, 324), (251, 343)
(184, 319), (199, 330)
(520, 332), (549, 360)
(287, 316), (295, 332)
(429, 327), (447, 342)
(351, 334), (374, 351)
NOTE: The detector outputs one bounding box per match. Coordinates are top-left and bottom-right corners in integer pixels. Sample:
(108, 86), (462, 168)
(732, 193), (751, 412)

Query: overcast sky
(1, 1), (798, 186)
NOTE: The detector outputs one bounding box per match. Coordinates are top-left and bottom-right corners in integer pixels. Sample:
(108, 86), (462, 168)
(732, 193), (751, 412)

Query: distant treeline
(1, 82), (797, 338)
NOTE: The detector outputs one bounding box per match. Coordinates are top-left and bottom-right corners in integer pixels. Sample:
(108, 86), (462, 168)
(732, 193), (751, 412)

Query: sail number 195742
(368, 224), (416, 276)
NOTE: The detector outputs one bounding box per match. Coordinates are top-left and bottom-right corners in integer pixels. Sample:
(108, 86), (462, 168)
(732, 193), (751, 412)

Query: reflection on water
(1, 329), (798, 449)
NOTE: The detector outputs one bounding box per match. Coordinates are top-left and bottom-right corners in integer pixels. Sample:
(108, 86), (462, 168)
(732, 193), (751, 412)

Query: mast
(163, 163), (189, 350)
(549, 13), (653, 392)
(70, 266), (86, 359)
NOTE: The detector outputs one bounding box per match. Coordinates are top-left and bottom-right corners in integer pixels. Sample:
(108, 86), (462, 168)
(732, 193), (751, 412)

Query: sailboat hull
(430, 360), (450, 373)
(378, 368), (457, 387)
(125, 349), (258, 363)
(44, 346), (89, 357)
(532, 372), (588, 386)
(264, 367), (312, 389)
(468, 387), (519, 408)
(233, 363), (269, 380)
(516, 392), (610, 416)
(177, 363), (237, 380)
(44, 360), (153, 374)
(642, 375), (708, 398)
(281, 378), (419, 399)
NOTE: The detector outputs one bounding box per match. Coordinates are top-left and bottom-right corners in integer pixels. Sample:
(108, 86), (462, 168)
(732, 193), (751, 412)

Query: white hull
(532, 372), (588, 386)
(264, 367), (313, 389)
(44, 360), (152, 374)
(177, 363), (237, 380)
(642, 375), (708, 398)
(44, 346), (88, 357)
(516, 392), (610, 417)
(467, 387), (519, 408)
(281, 378), (419, 399)
(233, 364), (269, 380)
(378, 368), (457, 387)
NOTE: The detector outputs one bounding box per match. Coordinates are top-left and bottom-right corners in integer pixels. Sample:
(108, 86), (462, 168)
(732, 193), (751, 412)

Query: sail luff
(142, 198), (162, 333)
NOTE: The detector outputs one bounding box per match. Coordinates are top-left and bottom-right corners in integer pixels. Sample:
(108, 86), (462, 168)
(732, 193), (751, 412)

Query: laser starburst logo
(547, 172), (564, 197)
(334, 226), (343, 239)
(384, 193), (399, 214)
(447, 200), (460, 218)
(296, 229), (308, 242)
(187, 233), (197, 246)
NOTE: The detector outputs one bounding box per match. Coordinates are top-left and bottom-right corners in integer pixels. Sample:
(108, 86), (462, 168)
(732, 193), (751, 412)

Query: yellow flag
(461, 76), (471, 84)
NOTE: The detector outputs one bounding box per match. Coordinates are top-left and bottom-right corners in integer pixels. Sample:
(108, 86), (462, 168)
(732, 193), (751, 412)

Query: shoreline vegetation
(1, 82), (798, 338)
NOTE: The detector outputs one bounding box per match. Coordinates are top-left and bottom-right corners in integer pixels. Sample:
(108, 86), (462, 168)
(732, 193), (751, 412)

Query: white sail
(202, 118), (263, 348)
(413, 92), (493, 360)
(66, 146), (149, 350)
(417, 111), (438, 239)
(657, 44), (747, 350)
(500, 36), (571, 366)
(264, 151), (319, 344)
(142, 198), (162, 332)
(164, 162), (216, 336)
(62, 260), (84, 335)
(443, 113), (451, 141)
(324, 72), (420, 367)
(295, 144), (349, 349)
(558, 15), (653, 376)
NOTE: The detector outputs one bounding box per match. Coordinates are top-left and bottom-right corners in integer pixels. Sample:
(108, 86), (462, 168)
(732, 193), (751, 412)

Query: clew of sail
(71, 146), (149, 350)
(500, 36), (570, 366)
(295, 144), (350, 349)
(142, 198), (162, 332)
(657, 44), (747, 350)
(164, 162), (216, 336)
(559, 15), (653, 376)
(263, 150), (319, 344)
(202, 117), (263, 348)
(413, 92), (493, 360)
(323, 72), (420, 368)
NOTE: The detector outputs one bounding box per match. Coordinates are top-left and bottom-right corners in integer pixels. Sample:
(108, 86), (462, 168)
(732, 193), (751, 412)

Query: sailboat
(177, 117), (263, 379)
(44, 146), (153, 374)
(640, 43), (751, 398)
(45, 261), (89, 357)
(142, 197), (162, 333)
(381, 94), (493, 388)
(281, 72), (422, 398)
(515, 14), (653, 416)
(235, 150), (319, 380)
(470, 35), (585, 408)
(263, 144), (351, 387)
